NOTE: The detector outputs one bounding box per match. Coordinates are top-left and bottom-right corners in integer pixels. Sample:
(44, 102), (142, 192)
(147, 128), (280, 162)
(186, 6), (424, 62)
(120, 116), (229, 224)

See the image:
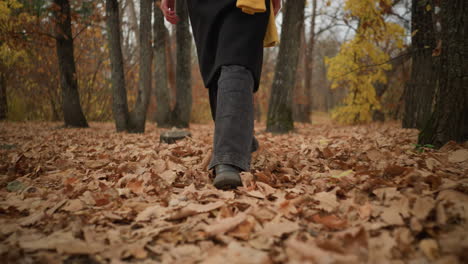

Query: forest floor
(0, 121), (467, 264)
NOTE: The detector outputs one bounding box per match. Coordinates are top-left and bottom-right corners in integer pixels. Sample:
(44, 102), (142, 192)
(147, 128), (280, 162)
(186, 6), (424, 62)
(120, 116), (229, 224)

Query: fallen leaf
(19, 230), (103, 254)
(127, 180), (144, 194)
(204, 241), (270, 264)
(367, 149), (385, 161)
(312, 214), (347, 229)
(168, 201), (225, 220)
(425, 157), (440, 170)
(205, 212), (248, 236)
(380, 206), (405, 225)
(448, 149), (468, 163)
(20, 211), (45, 226)
(412, 197), (434, 220)
(244, 189), (266, 199)
(135, 204), (167, 221)
(368, 231), (396, 262)
(419, 239), (439, 260)
(259, 217), (299, 237)
(286, 237), (359, 263)
(160, 170), (177, 185)
(373, 187), (400, 202)
(331, 169), (354, 178)
(313, 192), (339, 212)
(256, 182), (276, 196)
(62, 199), (84, 212)
(358, 202), (372, 220)
(85, 160), (109, 170)
(229, 216), (256, 240)
(170, 244), (202, 261)
(383, 164), (407, 178)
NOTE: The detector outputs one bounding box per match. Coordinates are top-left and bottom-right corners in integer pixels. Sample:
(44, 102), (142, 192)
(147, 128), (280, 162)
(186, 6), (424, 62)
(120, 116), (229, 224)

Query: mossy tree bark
(153, 4), (172, 127)
(267, 0), (305, 133)
(418, 0), (468, 147)
(296, 0), (317, 123)
(53, 0), (88, 128)
(127, 0), (153, 133)
(106, 0), (130, 132)
(168, 0), (192, 128)
(106, 0), (153, 133)
(402, 0), (437, 129)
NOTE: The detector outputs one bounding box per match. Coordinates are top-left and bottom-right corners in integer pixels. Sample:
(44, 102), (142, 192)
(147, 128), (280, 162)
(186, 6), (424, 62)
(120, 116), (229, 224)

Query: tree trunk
(0, 72), (6, 120)
(120, 0), (134, 65)
(300, 0), (317, 123)
(166, 30), (176, 97)
(153, 3), (172, 127)
(373, 51), (411, 122)
(128, 0), (153, 133)
(293, 24), (307, 122)
(418, 0), (468, 147)
(49, 97), (61, 121)
(126, 0), (140, 51)
(106, 0), (130, 132)
(266, 0), (305, 133)
(169, 0), (192, 128)
(53, 0), (88, 127)
(372, 82), (387, 122)
(402, 0), (437, 129)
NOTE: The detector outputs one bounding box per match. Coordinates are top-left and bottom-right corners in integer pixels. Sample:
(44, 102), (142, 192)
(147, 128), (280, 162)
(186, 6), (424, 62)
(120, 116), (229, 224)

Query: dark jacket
(186, 0), (270, 92)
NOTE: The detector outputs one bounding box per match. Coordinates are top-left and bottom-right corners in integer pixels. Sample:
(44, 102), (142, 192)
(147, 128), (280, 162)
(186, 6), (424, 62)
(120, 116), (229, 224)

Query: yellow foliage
(0, 0), (29, 67)
(0, 0), (22, 20)
(0, 43), (27, 67)
(326, 0), (405, 124)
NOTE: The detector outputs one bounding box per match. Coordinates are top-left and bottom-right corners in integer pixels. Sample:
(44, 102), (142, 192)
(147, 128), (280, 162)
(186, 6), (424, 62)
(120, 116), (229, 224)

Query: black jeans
(208, 65), (256, 171)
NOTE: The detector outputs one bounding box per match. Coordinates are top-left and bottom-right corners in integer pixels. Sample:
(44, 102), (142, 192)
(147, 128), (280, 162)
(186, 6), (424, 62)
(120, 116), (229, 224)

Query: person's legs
(207, 65), (256, 188)
(208, 67), (259, 155)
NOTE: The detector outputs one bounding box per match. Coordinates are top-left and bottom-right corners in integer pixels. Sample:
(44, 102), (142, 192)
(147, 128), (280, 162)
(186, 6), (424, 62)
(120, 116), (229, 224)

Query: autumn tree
(0, 1), (113, 122)
(402, 0), (436, 129)
(53, 0), (88, 127)
(152, 0), (191, 128)
(0, 0), (29, 120)
(295, 0), (317, 123)
(128, 0), (153, 132)
(125, 0), (140, 59)
(325, 0), (405, 124)
(106, 0), (129, 131)
(418, 0), (467, 147)
(267, 0), (305, 133)
(106, 0), (153, 133)
(169, 0), (192, 128)
(153, 4), (171, 126)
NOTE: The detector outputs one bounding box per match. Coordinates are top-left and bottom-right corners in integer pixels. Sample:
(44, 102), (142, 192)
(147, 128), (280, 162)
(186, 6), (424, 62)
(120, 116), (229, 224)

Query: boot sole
(213, 172), (242, 190)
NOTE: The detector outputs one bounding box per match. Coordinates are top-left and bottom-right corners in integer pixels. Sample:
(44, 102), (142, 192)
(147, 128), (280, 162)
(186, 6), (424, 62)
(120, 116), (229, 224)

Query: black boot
(213, 164), (242, 190)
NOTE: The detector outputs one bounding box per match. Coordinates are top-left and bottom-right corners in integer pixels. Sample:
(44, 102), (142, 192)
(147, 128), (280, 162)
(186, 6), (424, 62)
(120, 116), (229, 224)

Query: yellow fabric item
(237, 0), (266, 14)
(236, 0), (279, 47)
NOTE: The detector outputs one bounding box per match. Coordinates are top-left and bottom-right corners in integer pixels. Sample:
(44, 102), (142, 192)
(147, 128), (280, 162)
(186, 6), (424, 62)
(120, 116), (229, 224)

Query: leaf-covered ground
(1, 122), (467, 264)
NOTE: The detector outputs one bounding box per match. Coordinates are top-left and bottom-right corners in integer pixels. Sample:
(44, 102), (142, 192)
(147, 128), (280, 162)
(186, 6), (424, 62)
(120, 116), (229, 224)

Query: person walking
(160, 0), (280, 189)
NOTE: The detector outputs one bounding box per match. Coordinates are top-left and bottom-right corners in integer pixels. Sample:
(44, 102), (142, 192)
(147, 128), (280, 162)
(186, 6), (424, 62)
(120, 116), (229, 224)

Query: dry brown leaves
(1, 121), (467, 263)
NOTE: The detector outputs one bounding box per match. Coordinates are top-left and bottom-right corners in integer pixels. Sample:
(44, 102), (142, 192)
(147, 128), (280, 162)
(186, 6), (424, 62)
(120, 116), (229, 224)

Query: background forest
(1, 0), (466, 147)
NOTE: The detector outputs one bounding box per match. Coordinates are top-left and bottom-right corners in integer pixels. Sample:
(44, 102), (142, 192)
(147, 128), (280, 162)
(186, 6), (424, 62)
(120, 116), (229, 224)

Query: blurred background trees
(1, 0), (466, 146)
